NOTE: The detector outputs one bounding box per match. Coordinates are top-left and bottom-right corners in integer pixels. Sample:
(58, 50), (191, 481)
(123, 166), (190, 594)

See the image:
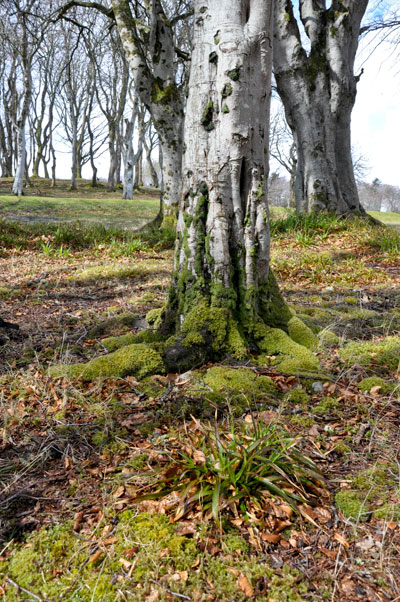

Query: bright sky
(353, 35), (400, 186)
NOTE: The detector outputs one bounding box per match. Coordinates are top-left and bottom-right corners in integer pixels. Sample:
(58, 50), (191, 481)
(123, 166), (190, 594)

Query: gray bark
(273, 0), (369, 214)
(164, 0), (288, 352)
(112, 0), (185, 223)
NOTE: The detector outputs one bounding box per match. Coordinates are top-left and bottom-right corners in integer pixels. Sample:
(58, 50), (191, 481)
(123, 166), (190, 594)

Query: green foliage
(270, 211), (343, 238)
(288, 316), (318, 350)
(134, 419), (324, 524)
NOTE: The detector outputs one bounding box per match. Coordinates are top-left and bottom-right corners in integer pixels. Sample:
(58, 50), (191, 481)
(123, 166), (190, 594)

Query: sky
(352, 35), (400, 186)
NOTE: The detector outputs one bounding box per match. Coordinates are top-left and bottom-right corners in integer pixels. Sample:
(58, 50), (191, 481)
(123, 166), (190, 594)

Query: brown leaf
(174, 523), (196, 536)
(89, 550), (103, 564)
(119, 557), (133, 570)
(334, 533), (350, 548)
(193, 450), (206, 465)
(73, 511), (84, 532)
(238, 574), (254, 597)
(103, 537), (118, 546)
(261, 533), (281, 544)
(113, 485), (125, 499)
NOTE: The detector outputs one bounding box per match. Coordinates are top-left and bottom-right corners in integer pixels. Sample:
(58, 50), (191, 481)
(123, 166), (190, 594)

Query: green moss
(290, 415), (315, 428)
(312, 396), (340, 414)
(339, 336), (400, 371)
(186, 366), (277, 415)
(358, 376), (393, 394)
(201, 100), (215, 131)
(102, 329), (164, 352)
(318, 329), (340, 346)
(255, 323), (320, 374)
(0, 286), (18, 299)
(221, 83), (233, 98)
(48, 343), (164, 381)
(334, 440), (352, 455)
(151, 79), (179, 105)
(373, 503), (400, 522)
(73, 264), (140, 282)
(88, 311), (137, 338)
(181, 301), (230, 351)
(283, 387), (310, 406)
(226, 320), (248, 359)
(288, 316), (318, 350)
(146, 307), (164, 329)
(222, 103), (230, 113)
(335, 490), (367, 521)
(354, 464), (395, 493)
(227, 67), (241, 81)
(209, 50), (218, 64)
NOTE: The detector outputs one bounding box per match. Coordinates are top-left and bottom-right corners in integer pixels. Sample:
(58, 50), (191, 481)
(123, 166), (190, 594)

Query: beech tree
(273, 0), (369, 214)
(157, 0), (296, 370)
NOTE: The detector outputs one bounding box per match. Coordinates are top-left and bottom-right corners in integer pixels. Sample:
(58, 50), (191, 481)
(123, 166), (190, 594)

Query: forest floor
(1, 184), (400, 601)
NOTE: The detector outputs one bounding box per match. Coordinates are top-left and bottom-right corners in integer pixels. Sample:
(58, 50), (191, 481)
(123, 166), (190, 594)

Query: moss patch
(288, 316), (318, 350)
(254, 323), (320, 375)
(283, 387), (310, 406)
(335, 490), (368, 522)
(88, 311), (137, 338)
(1, 512), (310, 601)
(358, 376), (393, 394)
(48, 343), (164, 381)
(187, 366), (277, 415)
(101, 329), (164, 352)
(339, 336), (400, 371)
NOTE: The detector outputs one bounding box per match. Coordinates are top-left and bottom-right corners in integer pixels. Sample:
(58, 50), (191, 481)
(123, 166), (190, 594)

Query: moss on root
(287, 316), (318, 350)
(102, 329), (164, 352)
(88, 311), (137, 338)
(254, 323), (320, 374)
(48, 344), (164, 381)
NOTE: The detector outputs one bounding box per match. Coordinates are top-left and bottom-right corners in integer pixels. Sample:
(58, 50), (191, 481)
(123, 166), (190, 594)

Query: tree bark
(273, 0), (368, 214)
(161, 0), (290, 370)
(112, 0), (185, 225)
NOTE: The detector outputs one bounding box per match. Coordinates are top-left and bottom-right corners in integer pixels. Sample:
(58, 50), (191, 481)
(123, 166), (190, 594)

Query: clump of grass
(135, 418), (324, 525)
(270, 211), (344, 239)
(0, 219), (175, 254)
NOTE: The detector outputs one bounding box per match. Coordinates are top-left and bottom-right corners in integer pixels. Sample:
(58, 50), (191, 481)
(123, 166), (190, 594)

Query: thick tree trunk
(273, 0), (368, 214)
(161, 0), (291, 370)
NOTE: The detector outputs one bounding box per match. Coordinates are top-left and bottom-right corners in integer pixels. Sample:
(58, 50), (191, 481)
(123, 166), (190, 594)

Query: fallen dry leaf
(145, 590), (160, 602)
(238, 574), (254, 597)
(89, 550), (103, 564)
(334, 533), (350, 548)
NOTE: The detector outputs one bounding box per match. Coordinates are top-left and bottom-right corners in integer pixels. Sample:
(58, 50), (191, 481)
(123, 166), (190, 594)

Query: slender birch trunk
(273, 0), (368, 214)
(161, 0), (291, 370)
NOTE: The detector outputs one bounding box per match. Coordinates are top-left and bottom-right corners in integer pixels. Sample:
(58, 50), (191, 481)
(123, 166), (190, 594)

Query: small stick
(6, 577), (45, 602)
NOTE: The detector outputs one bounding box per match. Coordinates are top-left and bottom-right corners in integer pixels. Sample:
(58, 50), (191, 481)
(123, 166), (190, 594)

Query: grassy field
(1, 187), (400, 600)
(369, 210), (400, 225)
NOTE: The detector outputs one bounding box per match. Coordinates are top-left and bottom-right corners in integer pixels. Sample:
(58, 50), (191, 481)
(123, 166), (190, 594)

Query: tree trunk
(144, 140), (159, 187)
(12, 126), (26, 196)
(273, 0), (368, 214)
(161, 0), (291, 371)
(112, 0), (185, 225)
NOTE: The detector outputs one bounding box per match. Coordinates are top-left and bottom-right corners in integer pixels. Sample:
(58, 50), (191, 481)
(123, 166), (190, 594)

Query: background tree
(273, 0), (369, 214)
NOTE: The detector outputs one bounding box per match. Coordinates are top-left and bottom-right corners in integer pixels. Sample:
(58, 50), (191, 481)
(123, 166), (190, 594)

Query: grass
(369, 210), (400, 225)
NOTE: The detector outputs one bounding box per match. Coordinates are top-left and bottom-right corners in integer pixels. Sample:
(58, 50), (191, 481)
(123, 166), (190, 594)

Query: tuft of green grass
(134, 418), (324, 525)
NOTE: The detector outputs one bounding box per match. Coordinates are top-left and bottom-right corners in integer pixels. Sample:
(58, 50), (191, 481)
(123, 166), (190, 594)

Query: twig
(159, 382), (174, 403)
(149, 579), (191, 600)
(354, 422), (370, 446)
(6, 577), (46, 602)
